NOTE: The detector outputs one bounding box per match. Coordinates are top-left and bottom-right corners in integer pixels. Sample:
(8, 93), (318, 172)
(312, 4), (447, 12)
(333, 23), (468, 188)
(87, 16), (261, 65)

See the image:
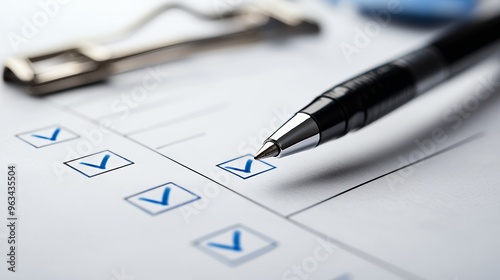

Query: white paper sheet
(1, 0), (499, 279)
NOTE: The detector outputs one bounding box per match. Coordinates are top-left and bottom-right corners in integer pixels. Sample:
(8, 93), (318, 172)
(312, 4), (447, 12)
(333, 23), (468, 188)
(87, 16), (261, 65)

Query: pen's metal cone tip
(254, 142), (280, 160)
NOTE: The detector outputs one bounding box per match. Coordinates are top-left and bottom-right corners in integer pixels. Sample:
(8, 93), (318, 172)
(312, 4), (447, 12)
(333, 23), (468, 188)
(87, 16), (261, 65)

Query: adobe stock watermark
(178, 172), (224, 224)
(0, 231), (11, 272)
(50, 65), (169, 181)
(179, 107), (292, 225)
(8, 0), (72, 53)
(282, 238), (338, 280)
(339, 0), (405, 63)
(385, 72), (500, 189)
(238, 107), (292, 155)
(106, 66), (170, 121)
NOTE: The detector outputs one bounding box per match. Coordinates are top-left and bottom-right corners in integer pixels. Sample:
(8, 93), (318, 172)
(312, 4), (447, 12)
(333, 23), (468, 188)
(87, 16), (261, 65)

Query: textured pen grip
(323, 63), (416, 129)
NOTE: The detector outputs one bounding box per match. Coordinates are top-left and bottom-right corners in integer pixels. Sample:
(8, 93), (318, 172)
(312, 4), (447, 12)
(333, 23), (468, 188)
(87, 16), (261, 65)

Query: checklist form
(1, 0), (500, 279)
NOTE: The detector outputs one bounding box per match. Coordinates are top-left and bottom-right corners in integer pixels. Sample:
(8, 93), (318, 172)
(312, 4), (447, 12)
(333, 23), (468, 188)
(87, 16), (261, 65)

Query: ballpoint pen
(255, 14), (500, 160)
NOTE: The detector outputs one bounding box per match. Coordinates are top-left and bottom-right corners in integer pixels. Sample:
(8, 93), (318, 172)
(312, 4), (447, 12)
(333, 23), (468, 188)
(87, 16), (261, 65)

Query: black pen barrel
(301, 63), (416, 143)
(431, 14), (500, 76)
(300, 14), (500, 145)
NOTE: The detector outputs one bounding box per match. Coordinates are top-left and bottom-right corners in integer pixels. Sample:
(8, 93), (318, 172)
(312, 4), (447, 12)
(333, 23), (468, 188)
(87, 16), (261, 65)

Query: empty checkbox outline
(15, 124), (80, 148)
(64, 150), (134, 178)
(124, 182), (201, 216)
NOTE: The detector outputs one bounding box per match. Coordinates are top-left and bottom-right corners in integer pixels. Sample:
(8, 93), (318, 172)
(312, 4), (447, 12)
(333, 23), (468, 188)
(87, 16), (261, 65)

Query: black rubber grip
(335, 64), (416, 125)
(300, 64), (416, 143)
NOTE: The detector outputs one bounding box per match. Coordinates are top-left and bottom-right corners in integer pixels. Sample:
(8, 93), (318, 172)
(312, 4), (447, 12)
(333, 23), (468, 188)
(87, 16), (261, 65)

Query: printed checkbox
(216, 154), (276, 179)
(125, 182), (201, 216)
(16, 125), (79, 148)
(64, 150), (133, 178)
(194, 224), (277, 266)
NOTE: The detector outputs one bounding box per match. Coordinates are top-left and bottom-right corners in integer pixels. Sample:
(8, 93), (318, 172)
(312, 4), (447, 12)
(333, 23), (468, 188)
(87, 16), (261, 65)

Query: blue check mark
(79, 154), (110, 170)
(139, 187), (171, 206)
(31, 128), (61, 141)
(224, 159), (253, 173)
(207, 230), (242, 252)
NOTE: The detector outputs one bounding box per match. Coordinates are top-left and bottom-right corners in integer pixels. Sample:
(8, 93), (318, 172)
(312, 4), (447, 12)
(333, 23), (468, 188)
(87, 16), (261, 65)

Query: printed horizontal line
(156, 133), (207, 150)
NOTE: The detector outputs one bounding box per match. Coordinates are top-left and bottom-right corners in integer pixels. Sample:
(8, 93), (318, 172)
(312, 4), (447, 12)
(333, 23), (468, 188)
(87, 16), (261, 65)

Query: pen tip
(254, 142), (280, 160)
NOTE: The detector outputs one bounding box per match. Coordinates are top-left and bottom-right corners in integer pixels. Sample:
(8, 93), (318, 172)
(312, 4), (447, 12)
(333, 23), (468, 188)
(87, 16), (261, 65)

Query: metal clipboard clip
(3, 1), (320, 95)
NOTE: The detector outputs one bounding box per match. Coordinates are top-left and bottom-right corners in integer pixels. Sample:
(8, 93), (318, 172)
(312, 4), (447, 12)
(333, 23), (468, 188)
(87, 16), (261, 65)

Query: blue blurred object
(331, 0), (477, 23)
